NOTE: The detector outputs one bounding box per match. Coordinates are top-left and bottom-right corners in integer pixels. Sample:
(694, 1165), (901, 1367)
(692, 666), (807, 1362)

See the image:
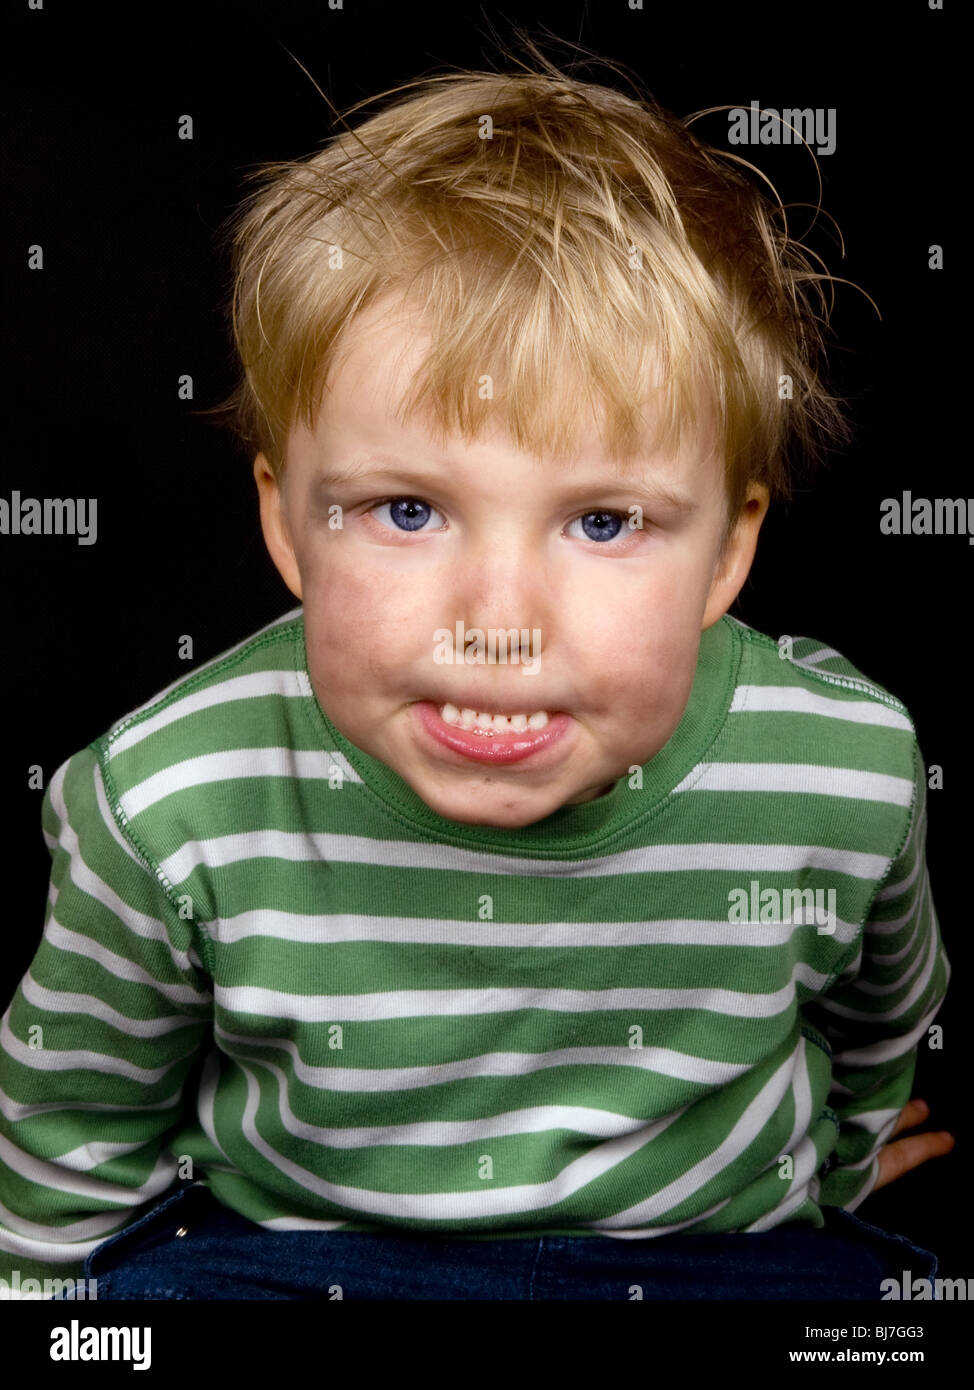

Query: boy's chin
(410, 778), (607, 830)
(426, 801), (557, 830)
(564, 781), (616, 805)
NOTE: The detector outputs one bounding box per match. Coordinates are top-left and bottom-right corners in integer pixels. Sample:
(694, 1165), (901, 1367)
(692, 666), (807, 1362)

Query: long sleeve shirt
(0, 605), (950, 1293)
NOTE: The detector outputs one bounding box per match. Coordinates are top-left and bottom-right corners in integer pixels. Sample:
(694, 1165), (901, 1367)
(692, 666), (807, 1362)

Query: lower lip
(412, 701), (574, 764)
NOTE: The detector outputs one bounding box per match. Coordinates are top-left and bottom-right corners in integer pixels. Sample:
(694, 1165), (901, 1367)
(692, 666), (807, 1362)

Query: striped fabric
(0, 606), (950, 1291)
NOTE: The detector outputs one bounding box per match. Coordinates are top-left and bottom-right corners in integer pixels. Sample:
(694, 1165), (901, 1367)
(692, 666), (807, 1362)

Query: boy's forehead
(306, 293), (720, 493)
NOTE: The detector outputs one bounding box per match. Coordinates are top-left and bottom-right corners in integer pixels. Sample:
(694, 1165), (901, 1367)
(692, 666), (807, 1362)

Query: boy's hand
(871, 1098), (955, 1192)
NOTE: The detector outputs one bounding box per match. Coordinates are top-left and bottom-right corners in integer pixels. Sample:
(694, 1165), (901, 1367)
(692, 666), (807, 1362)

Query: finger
(888, 1097), (930, 1139)
(872, 1130), (955, 1192)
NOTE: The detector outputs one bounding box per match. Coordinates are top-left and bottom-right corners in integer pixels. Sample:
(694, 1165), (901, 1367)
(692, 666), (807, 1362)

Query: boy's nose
(451, 541), (548, 638)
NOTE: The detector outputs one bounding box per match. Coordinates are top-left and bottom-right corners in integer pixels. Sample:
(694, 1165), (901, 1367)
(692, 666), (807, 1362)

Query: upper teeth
(439, 703), (550, 733)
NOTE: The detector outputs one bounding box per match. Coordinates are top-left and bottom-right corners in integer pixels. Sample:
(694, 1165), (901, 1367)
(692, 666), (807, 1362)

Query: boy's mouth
(436, 701), (553, 734)
(411, 699), (574, 764)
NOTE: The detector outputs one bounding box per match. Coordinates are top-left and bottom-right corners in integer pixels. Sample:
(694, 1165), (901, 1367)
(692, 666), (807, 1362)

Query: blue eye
(371, 498), (445, 533)
(567, 510), (625, 542)
(368, 500), (632, 542)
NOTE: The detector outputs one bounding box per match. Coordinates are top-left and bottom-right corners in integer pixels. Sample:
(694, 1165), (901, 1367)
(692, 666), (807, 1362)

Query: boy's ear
(253, 453), (303, 600)
(701, 482), (770, 630)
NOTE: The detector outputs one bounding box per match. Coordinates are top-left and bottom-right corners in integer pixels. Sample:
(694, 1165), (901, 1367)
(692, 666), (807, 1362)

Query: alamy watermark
(0, 491), (97, 545)
(729, 880), (837, 935)
(50, 1319), (151, 1370)
(727, 100), (836, 156)
(0, 1269), (96, 1299)
(881, 1268), (972, 1300)
(880, 492), (974, 544)
(433, 621), (542, 675)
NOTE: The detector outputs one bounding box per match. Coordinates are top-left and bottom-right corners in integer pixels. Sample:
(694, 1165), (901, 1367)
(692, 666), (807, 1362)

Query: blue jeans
(54, 1181), (940, 1300)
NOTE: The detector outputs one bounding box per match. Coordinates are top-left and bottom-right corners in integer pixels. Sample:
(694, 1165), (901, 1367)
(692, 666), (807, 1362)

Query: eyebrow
(311, 458), (699, 514)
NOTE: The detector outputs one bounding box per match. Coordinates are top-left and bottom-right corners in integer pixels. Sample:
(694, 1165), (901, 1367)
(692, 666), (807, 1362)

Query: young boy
(0, 60), (954, 1301)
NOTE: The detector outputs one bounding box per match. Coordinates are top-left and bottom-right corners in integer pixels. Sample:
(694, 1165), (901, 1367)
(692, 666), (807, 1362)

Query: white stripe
(210, 908), (859, 949)
(596, 1048), (803, 1228)
(123, 748), (362, 819)
(47, 766), (197, 973)
(853, 940), (926, 997)
(875, 835), (924, 901)
(743, 1176), (817, 1232)
(576, 1195), (735, 1239)
(743, 1111), (822, 1231)
(229, 1064), (688, 1222)
(159, 830), (891, 887)
(0, 1013), (192, 1085)
(864, 890), (923, 940)
(221, 1041), (808, 1225)
(213, 1025), (749, 1091)
(109, 669), (307, 756)
(783, 1037), (815, 1159)
(46, 756), (141, 872)
(42, 917), (210, 1008)
(92, 756), (146, 867)
(859, 878), (930, 979)
(0, 1138), (181, 1215)
(827, 994), (944, 1064)
(216, 965), (832, 1025)
(728, 685), (913, 730)
(838, 1157), (881, 1213)
(786, 653), (905, 707)
(740, 1038), (828, 1233)
(194, 1049), (234, 1166)
(818, 917), (938, 1025)
(0, 1212), (141, 1264)
(833, 1107), (902, 1137)
(674, 761), (914, 805)
(20, 973), (206, 1040)
(45, 1140), (154, 1175)
(0, 1079), (183, 1124)
(255, 1211), (366, 1233)
(233, 1052), (692, 1147)
(793, 644), (842, 666)
(789, 646), (894, 695)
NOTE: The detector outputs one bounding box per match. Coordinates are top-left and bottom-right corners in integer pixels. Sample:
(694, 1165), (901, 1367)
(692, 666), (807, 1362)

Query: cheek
(571, 562), (699, 674)
(589, 626), (695, 728)
(300, 559), (430, 689)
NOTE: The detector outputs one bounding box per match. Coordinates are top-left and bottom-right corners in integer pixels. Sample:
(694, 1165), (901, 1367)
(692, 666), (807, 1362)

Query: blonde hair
(208, 46), (859, 553)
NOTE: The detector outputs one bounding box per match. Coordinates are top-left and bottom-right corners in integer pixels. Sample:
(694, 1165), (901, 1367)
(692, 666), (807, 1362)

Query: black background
(2, 0), (966, 1282)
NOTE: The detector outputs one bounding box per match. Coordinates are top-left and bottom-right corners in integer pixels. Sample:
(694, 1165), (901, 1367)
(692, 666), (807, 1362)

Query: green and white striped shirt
(0, 606), (950, 1291)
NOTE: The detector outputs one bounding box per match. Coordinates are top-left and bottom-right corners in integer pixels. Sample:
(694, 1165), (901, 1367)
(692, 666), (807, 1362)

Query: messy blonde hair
(209, 44), (857, 554)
